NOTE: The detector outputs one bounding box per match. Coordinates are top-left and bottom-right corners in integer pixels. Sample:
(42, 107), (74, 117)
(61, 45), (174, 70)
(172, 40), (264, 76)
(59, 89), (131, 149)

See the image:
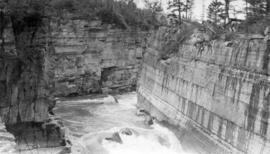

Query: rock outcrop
(50, 18), (147, 96)
(0, 9), (147, 150)
(138, 27), (270, 154)
(0, 10), (66, 150)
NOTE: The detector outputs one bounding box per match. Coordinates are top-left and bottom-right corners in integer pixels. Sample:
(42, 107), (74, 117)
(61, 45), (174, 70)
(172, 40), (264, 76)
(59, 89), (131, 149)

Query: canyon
(50, 17), (147, 96)
(1, 3), (270, 154)
(0, 11), (147, 150)
(138, 27), (270, 154)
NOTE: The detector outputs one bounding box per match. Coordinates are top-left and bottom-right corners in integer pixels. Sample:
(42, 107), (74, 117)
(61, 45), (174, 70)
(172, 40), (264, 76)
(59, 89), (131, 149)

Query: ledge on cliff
(150, 24), (270, 76)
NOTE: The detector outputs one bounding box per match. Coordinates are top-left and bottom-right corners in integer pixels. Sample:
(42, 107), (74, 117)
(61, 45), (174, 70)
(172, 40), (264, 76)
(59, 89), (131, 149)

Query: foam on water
(0, 121), (16, 154)
(100, 125), (187, 154)
(71, 92), (190, 154)
(0, 92), (190, 154)
(78, 124), (189, 154)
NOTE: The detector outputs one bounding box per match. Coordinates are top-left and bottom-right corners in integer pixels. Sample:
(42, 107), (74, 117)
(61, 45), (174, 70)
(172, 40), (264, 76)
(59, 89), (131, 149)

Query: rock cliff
(138, 27), (270, 154)
(50, 17), (147, 96)
(0, 12), (64, 150)
(0, 10), (147, 150)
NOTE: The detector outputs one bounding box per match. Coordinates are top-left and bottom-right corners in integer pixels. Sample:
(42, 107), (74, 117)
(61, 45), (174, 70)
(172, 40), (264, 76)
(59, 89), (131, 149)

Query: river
(0, 92), (188, 154)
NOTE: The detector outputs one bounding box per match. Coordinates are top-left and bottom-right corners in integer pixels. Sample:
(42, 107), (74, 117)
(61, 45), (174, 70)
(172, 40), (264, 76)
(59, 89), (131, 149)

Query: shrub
(223, 32), (237, 41)
(96, 8), (129, 29)
(159, 21), (201, 60)
(51, 0), (77, 12)
(49, 0), (159, 30)
(237, 15), (270, 34)
(4, 0), (159, 31)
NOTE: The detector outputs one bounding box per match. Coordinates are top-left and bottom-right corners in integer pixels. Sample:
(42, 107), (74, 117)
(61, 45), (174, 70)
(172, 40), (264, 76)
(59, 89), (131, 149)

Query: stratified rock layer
(50, 19), (147, 96)
(0, 12), (147, 149)
(0, 12), (65, 150)
(138, 28), (270, 154)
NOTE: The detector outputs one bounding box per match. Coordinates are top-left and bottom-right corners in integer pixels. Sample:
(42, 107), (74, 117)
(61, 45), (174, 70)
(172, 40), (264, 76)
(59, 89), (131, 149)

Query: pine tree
(224, 0), (229, 23)
(167, 0), (184, 25)
(167, 0), (193, 25)
(184, 0), (194, 19)
(246, 0), (270, 18)
(207, 0), (224, 24)
(267, 0), (270, 13)
(223, 0), (236, 23)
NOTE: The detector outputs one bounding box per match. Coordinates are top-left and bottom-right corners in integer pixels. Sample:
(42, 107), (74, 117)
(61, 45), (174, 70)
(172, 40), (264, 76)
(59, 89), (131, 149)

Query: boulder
(120, 128), (133, 136)
(105, 132), (123, 144)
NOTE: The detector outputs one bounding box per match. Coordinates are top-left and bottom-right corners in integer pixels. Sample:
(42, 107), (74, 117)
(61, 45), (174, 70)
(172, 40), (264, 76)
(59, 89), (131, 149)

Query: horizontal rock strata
(0, 10), (66, 150)
(50, 19), (148, 96)
(138, 28), (270, 154)
(0, 11), (147, 150)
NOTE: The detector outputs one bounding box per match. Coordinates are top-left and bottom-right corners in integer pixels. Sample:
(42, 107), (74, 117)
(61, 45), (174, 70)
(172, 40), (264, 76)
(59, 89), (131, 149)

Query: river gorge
(1, 1), (270, 153)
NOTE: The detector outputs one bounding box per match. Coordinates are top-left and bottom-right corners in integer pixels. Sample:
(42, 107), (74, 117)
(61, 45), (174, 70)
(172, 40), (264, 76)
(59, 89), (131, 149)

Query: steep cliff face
(0, 11), (147, 149)
(138, 28), (270, 154)
(50, 18), (147, 96)
(0, 13), (66, 150)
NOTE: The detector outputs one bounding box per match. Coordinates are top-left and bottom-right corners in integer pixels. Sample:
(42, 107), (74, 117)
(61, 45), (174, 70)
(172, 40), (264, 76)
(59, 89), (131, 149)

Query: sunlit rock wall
(50, 19), (147, 96)
(138, 28), (270, 154)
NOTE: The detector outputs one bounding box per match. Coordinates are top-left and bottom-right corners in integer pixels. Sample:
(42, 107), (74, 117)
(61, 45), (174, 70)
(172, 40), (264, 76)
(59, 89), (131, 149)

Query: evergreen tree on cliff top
(144, 0), (163, 13)
(245, 0), (270, 18)
(167, 0), (193, 25)
(207, 0), (224, 24)
(217, 0), (236, 24)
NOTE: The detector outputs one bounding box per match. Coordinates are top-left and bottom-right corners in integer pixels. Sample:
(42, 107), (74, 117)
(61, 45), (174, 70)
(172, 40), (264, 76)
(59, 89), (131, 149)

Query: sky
(134, 0), (246, 21)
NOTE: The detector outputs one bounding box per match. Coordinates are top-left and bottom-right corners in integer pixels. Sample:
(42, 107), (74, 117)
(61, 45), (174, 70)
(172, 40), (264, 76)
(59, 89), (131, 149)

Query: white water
(0, 120), (16, 154)
(0, 92), (190, 154)
(100, 125), (184, 154)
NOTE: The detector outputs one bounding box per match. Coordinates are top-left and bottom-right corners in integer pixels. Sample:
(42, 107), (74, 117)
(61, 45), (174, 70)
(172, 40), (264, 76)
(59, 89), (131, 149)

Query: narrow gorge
(1, 0), (270, 154)
(50, 17), (147, 96)
(0, 4), (148, 151)
(138, 27), (270, 154)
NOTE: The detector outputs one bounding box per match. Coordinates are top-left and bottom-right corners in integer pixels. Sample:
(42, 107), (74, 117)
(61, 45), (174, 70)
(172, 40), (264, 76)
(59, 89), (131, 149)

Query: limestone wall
(50, 19), (147, 96)
(0, 11), (147, 148)
(138, 30), (270, 153)
(0, 13), (66, 149)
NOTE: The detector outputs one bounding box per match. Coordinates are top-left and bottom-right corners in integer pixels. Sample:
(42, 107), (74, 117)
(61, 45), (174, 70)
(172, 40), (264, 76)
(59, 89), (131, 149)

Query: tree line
(162, 0), (270, 33)
(0, 0), (160, 31)
(2, 0), (270, 33)
(207, 0), (270, 23)
(166, 0), (194, 25)
(206, 0), (270, 33)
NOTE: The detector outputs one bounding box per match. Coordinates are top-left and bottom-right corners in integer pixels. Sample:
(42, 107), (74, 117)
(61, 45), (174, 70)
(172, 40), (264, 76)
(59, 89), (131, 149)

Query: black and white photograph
(0, 0), (269, 153)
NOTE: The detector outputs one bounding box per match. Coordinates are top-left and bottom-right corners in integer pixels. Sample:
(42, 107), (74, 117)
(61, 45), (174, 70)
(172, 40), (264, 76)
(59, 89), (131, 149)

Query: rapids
(0, 92), (190, 154)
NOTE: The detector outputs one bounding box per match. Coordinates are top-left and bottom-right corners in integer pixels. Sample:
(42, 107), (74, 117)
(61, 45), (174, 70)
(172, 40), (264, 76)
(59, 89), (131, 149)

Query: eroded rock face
(0, 11), (147, 149)
(138, 27), (270, 154)
(50, 19), (148, 96)
(0, 11), (66, 149)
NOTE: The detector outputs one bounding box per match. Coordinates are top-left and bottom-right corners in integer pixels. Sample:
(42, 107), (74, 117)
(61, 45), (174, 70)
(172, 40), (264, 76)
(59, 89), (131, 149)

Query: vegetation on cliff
(167, 0), (194, 25)
(0, 0), (159, 32)
(206, 0), (270, 34)
(51, 0), (161, 30)
(148, 0), (270, 60)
